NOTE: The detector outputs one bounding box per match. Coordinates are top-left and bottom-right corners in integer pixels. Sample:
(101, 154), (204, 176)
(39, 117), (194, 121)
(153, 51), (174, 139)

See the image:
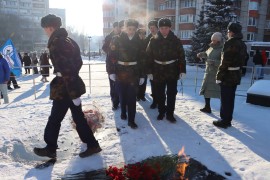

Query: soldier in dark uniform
(214, 22), (247, 128)
(108, 19), (145, 129)
(145, 20), (158, 109)
(147, 18), (186, 123)
(102, 22), (121, 110)
(34, 14), (101, 158)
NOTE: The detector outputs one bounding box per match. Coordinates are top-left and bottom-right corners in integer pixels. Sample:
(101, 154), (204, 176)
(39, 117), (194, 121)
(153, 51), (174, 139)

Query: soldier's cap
(125, 19), (139, 28)
(227, 22), (242, 34)
(113, 22), (119, 28)
(148, 20), (158, 28)
(41, 14), (62, 28)
(119, 20), (125, 28)
(158, 18), (171, 28)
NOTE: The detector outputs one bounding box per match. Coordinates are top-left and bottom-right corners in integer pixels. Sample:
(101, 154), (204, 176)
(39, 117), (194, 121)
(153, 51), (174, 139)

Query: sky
(0, 57), (270, 179)
(49, 0), (103, 36)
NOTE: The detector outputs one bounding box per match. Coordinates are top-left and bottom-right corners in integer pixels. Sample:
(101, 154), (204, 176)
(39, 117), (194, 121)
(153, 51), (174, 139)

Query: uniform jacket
(103, 31), (118, 73)
(107, 32), (144, 83)
(47, 28), (86, 100)
(146, 31), (186, 82)
(253, 52), (263, 65)
(0, 57), (10, 84)
(22, 55), (31, 66)
(216, 34), (247, 86)
(199, 43), (222, 98)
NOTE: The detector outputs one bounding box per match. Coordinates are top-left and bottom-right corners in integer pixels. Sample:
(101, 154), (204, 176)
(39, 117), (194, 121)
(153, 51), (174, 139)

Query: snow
(247, 80), (270, 96)
(0, 57), (270, 180)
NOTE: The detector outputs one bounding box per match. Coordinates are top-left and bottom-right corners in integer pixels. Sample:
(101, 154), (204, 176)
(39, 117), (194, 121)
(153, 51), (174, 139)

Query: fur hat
(113, 22), (119, 28)
(211, 32), (223, 41)
(227, 22), (242, 34)
(148, 20), (158, 28)
(125, 19), (139, 28)
(41, 14), (62, 28)
(158, 18), (171, 28)
(119, 20), (125, 28)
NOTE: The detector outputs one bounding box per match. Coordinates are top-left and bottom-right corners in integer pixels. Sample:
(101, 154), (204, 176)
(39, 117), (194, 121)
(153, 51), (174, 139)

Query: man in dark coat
(103, 22), (121, 110)
(34, 14), (101, 158)
(147, 18), (186, 123)
(40, 51), (51, 82)
(214, 22), (247, 128)
(22, 52), (31, 74)
(108, 19), (145, 129)
(145, 20), (158, 109)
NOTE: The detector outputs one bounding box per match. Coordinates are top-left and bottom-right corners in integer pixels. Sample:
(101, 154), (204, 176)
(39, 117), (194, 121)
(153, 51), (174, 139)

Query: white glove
(179, 73), (186, 80)
(139, 78), (145, 85)
(147, 74), (153, 80)
(72, 97), (81, 106)
(109, 74), (116, 81)
(216, 80), (221, 84)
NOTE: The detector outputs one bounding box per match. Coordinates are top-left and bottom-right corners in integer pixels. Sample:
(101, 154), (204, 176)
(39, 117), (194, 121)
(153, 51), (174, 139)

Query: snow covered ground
(0, 57), (270, 180)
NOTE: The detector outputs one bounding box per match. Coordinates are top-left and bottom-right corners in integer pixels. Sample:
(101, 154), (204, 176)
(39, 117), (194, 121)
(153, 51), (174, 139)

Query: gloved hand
(72, 97), (81, 106)
(139, 78), (145, 85)
(216, 80), (221, 84)
(109, 74), (116, 81)
(147, 74), (153, 80)
(179, 73), (186, 80)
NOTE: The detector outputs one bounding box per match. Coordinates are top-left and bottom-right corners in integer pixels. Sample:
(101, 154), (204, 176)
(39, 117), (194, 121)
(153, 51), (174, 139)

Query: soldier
(108, 19), (145, 129)
(102, 22), (121, 110)
(34, 14), (101, 158)
(147, 18), (186, 123)
(145, 20), (158, 109)
(214, 22), (247, 128)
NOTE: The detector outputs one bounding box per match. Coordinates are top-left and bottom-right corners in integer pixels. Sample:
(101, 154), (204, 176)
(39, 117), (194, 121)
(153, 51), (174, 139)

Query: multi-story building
(102, 0), (270, 44)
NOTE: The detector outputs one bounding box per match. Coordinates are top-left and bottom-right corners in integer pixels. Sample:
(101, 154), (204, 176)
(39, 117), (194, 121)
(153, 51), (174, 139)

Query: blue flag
(0, 39), (22, 76)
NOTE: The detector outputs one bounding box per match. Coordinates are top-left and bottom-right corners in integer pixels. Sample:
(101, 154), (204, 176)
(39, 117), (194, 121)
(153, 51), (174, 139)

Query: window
(159, 0), (176, 10)
(103, 10), (114, 17)
(265, 20), (270, 29)
(248, 17), (257, 26)
(249, 1), (258, 10)
(180, 30), (194, 39)
(247, 33), (255, 41)
(179, 14), (195, 23)
(181, 0), (196, 8)
(159, 3), (165, 10)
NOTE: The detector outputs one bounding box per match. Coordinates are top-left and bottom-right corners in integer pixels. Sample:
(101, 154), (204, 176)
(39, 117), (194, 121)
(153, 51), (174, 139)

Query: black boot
(128, 121), (138, 129)
(150, 102), (157, 109)
(166, 114), (176, 123)
(121, 113), (127, 120)
(200, 107), (212, 113)
(34, 146), (56, 158)
(213, 120), (232, 128)
(79, 145), (102, 158)
(157, 113), (165, 120)
(8, 86), (13, 90)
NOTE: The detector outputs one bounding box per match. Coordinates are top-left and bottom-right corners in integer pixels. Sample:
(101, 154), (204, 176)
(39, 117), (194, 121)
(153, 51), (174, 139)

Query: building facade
(102, 0), (270, 44)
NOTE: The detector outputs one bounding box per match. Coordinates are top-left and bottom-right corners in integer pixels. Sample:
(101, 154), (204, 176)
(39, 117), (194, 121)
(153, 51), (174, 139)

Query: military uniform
(214, 23), (247, 128)
(108, 19), (144, 129)
(147, 18), (186, 122)
(102, 24), (120, 110)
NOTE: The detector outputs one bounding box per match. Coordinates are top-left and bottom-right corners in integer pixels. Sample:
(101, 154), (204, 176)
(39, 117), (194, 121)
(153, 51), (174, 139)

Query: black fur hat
(41, 14), (62, 28)
(125, 19), (139, 28)
(119, 20), (125, 28)
(148, 20), (158, 28)
(227, 22), (242, 34)
(158, 18), (171, 28)
(113, 22), (119, 28)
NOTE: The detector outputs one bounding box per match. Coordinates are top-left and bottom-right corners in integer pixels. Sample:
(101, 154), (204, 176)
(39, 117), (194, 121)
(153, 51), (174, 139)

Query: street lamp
(88, 36), (91, 60)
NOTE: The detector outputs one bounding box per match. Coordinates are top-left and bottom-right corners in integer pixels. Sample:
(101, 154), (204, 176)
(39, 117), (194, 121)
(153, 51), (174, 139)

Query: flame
(177, 146), (189, 179)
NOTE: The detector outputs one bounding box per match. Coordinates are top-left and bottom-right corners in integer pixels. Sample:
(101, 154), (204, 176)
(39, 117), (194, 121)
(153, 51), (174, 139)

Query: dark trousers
(150, 80), (157, 105)
(7, 72), (19, 88)
(33, 67), (39, 74)
(109, 77), (119, 107)
(116, 81), (137, 122)
(220, 84), (237, 122)
(137, 76), (147, 99)
(25, 67), (31, 74)
(156, 79), (178, 115)
(44, 99), (99, 149)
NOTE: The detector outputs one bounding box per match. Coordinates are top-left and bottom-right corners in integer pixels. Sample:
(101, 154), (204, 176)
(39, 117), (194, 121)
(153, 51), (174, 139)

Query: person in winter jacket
(146, 18), (186, 123)
(253, 50), (263, 80)
(103, 21), (121, 110)
(197, 32), (223, 113)
(34, 14), (101, 158)
(22, 53), (31, 74)
(145, 20), (159, 109)
(214, 22), (247, 128)
(0, 54), (10, 104)
(39, 51), (51, 82)
(107, 19), (145, 129)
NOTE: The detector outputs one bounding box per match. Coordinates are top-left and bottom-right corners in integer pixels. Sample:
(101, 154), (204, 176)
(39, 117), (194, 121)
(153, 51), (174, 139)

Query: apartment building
(103, 0), (270, 44)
